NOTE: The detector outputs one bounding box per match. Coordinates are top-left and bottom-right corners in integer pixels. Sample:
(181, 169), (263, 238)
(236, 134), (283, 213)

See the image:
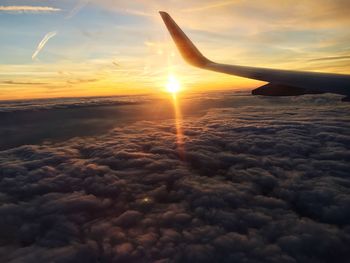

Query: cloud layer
(0, 6), (61, 13)
(0, 93), (349, 262)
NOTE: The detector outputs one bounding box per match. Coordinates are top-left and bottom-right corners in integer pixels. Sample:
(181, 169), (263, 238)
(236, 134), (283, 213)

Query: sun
(166, 75), (181, 94)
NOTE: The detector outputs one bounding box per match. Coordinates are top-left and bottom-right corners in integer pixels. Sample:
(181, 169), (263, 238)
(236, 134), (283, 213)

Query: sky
(0, 0), (350, 100)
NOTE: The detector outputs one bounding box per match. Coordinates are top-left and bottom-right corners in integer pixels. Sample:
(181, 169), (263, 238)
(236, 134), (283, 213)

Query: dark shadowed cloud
(0, 92), (349, 262)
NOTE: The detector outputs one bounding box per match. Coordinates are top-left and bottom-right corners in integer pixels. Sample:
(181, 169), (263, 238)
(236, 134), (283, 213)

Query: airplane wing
(159, 11), (350, 101)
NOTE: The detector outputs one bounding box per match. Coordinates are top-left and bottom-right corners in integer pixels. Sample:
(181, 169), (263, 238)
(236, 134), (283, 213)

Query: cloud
(0, 93), (349, 262)
(32, 31), (57, 60)
(308, 55), (350, 62)
(0, 80), (47, 85)
(66, 78), (100, 85)
(0, 95), (143, 113)
(123, 8), (153, 17)
(182, 0), (240, 12)
(92, 0), (350, 29)
(0, 6), (61, 13)
(65, 0), (89, 19)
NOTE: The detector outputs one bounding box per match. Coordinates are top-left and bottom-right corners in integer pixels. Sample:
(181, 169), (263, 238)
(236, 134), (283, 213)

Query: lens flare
(171, 94), (185, 160)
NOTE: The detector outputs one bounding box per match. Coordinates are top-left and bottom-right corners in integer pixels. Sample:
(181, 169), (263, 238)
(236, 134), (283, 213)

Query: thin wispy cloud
(308, 55), (350, 62)
(182, 0), (239, 12)
(123, 8), (152, 17)
(0, 6), (61, 13)
(32, 31), (57, 60)
(65, 0), (89, 19)
(67, 78), (100, 85)
(0, 80), (47, 85)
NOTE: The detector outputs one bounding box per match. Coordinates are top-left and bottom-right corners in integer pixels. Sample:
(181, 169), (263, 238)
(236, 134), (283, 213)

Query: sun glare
(166, 75), (181, 94)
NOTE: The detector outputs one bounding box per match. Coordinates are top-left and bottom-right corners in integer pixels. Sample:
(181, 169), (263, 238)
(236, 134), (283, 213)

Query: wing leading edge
(159, 11), (350, 100)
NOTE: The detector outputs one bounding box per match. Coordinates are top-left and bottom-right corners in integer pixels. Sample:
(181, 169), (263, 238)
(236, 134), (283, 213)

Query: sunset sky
(1, 2), (350, 262)
(0, 0), (349, 100)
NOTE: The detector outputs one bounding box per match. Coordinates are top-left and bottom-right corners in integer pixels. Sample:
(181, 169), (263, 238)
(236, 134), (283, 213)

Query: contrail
(0, 6), (61, 13)
(65, 0), (89, 19)
(32, 31), (57, 60)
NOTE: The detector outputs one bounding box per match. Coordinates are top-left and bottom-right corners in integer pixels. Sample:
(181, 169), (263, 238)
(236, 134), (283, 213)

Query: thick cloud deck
(0, 94), (350, 263)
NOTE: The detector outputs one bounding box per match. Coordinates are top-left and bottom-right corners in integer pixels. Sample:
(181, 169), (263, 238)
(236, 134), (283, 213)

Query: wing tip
(158, 11), (211, 68)
(159, 11), (169, 20)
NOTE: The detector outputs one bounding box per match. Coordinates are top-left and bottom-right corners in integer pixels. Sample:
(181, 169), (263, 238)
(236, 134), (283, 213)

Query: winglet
(159, 11), (212, 67)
